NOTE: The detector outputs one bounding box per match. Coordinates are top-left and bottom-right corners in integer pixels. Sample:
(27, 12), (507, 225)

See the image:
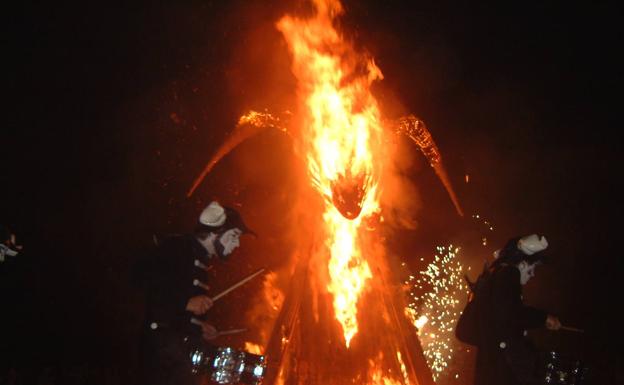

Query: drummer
(135, 201), (255, 385)
(470, 234), (561, 385)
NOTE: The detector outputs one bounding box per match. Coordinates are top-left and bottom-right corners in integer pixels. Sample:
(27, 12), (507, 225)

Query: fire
(244, 342), (264, 355)
(397, 351), (411, 385)
(262, 271), (284, 312)
(366, 352), (405, 385)
(277, 0), (385, 347)
(370, 372), (403, 385)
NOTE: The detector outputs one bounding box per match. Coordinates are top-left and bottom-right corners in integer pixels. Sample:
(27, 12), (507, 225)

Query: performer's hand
(546, 315), (562, 330)
(200, 322), (218, 341)
(186, 295), (214, 315)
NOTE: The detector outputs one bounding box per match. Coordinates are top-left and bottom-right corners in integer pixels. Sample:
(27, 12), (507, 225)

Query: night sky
(3, 1), (620, 384)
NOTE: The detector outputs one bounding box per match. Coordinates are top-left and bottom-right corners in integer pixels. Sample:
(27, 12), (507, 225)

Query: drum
(189, 345), (266, 385)
(537, 351), (589, 385)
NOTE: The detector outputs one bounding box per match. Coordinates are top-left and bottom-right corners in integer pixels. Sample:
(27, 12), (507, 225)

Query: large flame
(277, 0), (385, 347)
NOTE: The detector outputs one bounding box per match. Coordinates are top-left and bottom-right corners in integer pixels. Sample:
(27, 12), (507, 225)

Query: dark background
(2, 1), (620, 384)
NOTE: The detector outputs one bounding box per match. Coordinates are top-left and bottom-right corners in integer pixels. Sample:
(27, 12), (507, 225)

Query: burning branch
(395, 115), (464, 216)
(187, 111), (290, 197)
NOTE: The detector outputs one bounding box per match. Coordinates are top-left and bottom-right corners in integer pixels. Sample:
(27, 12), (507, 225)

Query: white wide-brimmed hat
(517, 234), (548, 255)
(198, 201), (256, 237)
(199, 201), (227, 227)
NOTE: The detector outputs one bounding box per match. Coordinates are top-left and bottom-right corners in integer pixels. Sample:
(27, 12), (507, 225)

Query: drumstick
(560, 325), (584, 333)
(211, 268), (265, 302)
(190, 319), (246, 336)
(217, 328), (247, 336)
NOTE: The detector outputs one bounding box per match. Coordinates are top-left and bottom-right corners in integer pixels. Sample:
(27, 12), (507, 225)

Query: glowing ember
(277, 0), (384, 347)
(405, 245), (469, 382)
(471, 213), (495, 246)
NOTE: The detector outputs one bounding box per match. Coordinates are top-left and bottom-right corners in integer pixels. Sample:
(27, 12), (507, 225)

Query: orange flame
(367, 352), (404, 385)
(277, 0), (385, 347)
(244, 342), (264, 355)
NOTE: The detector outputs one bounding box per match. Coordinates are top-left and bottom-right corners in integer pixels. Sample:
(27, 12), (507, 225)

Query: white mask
(218, 228), (242, 257)
(517, 261), (538, 285)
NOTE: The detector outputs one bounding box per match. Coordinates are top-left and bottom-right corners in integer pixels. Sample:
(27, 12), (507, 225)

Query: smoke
(379, 135), (425, 231)
(219, 2), (297, 116)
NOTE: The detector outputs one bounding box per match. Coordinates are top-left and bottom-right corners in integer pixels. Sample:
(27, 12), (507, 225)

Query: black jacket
(473, 265), (547, 385)
(134, 234), (215, 385)
(139, 234), (214, 336)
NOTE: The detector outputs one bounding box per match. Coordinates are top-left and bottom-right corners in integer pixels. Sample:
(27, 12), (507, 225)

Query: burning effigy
(187, 1), (465, 384)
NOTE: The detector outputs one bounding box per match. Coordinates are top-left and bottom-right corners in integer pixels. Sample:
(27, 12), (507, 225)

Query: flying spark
(404, 245), (469, 382)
